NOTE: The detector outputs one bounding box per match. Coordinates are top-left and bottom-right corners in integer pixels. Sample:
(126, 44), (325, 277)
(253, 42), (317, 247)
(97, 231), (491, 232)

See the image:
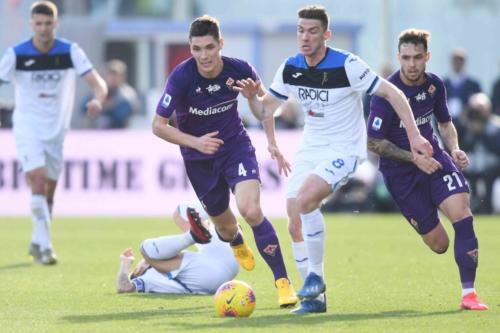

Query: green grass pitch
(0, 214), (498, 332)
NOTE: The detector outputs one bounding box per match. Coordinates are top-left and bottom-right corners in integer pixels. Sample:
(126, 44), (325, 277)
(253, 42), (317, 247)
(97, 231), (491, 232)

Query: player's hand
(196, 131), (224, 154)
(131, 259), (150, 279)
(451, 149), (469, 170)
(86, 98), (103, 118)
(409, 134), (433, 159)
(268, 144), (291, 176)
(233, 78), (261, 99)
(412, 154), (442, 175)
(120, 248), (135, 266)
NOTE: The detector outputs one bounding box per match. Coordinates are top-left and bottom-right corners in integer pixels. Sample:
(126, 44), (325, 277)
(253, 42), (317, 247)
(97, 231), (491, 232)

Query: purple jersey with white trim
(156, 56), (259, 160)
(367, 71), (451, 171)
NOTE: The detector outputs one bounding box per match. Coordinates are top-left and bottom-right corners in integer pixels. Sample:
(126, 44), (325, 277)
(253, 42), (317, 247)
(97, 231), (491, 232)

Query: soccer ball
(214, 280), (256, 317)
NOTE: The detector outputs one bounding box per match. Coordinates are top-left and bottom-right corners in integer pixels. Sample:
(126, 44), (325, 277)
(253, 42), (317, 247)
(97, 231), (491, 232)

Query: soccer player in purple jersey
(367, 29), (488, 311)
(152, 16), (298, 308)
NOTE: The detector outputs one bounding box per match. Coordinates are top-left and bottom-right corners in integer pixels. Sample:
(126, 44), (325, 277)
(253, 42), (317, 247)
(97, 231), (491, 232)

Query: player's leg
(439, 192), (488, 310)
(16, 136), (55, 264)
(45, 179), (57, 218)
(140, 231), (194, 265)
(421, 222), (449, 254)
(287, 198), (308, 281)
(294, 174), (330, 300)
(234, 179), (298, 307)
(26, 167), (49, 263)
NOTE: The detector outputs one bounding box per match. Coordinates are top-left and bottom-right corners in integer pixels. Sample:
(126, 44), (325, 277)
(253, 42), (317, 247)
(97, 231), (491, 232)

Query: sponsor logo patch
(372, 116), (383, 131)
(161, 93), (172, 108)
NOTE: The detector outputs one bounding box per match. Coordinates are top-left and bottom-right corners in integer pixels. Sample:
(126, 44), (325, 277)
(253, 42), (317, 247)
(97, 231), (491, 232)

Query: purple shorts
(382, 151), (469, 235)
(184, 137), (261, 216)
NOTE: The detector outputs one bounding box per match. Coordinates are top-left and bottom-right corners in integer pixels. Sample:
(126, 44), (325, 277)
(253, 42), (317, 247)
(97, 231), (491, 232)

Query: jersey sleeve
(432, 76), (452, 123)
(345, 54), (381, 95)
(70, 43), (93, 76)
(0, 48), (15, 83)
(156, 67), (185, 118)
(268, 60), (289, 100)
(367, 95), (394, 139)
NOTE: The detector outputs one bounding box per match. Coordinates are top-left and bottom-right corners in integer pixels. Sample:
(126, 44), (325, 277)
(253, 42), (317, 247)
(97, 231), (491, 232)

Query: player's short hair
(30, 1), (58, 18)
(398, 29), (430, 52)
(298, 5), (330, 31)
(189, 15), (221, 41)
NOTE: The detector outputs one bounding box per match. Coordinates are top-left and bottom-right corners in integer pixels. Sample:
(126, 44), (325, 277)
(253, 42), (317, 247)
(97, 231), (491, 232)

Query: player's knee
(431, 243), (449, 254)
(429, 238), (449, 254)
(239, 204), (263, 226)
(140, 239), (157, 261)
(296, 193), (317, 214)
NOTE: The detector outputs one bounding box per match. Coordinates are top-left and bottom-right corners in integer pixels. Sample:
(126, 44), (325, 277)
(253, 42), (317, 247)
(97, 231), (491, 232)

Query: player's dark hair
(398, 29), (430, 52)
(31, 1), (58, 18)
(189, 15), (221, 41)
(298, 5), (330, 31)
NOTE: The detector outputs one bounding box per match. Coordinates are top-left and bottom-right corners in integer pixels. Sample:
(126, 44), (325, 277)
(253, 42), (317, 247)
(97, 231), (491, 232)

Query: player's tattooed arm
(367, 137), (413, 162)
(116, 248), (136, 293)
(368, 137), (443, 174)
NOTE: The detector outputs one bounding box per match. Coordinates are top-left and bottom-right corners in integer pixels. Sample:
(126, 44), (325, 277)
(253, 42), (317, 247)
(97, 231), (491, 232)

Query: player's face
(297, 18), (330, 60)
(190, 35), (224, 78)
(398, 43), (429, 86)
(31, 14), (57, 45)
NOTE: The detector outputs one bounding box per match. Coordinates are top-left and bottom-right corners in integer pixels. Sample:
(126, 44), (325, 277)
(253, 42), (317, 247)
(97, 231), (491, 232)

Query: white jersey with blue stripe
(0, 38), (93, 140)
(269, 47), (380, 159)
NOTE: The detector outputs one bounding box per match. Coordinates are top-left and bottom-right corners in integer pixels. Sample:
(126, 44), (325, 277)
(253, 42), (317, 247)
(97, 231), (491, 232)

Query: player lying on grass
(117, 201), (238, 294)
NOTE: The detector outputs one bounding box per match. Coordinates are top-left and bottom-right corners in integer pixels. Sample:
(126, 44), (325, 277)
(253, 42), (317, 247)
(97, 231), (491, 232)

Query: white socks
(141, 232), (194, 260)
(291, 241), (309, 281)
(31, 194), (52, 251)
(300, 209), (325, 277)
(462, 288), (475, 297)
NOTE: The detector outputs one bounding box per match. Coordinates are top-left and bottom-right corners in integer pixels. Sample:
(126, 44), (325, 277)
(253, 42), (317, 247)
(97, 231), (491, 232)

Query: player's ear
(219, 37), (224, 50)
(425, 51), (430, 62)
(324, 29), (332, 40)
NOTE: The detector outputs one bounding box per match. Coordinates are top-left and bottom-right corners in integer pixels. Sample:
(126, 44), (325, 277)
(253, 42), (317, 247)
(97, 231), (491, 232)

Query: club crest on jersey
(206, 84), (221, 94)
(263, 244), (278, 256)
(196, 87), (202, 94)
(226, 77), (235, 89)
(372, 117), (383, 131)
(161, 93), (172, 108)
(428, 84), (436, 96)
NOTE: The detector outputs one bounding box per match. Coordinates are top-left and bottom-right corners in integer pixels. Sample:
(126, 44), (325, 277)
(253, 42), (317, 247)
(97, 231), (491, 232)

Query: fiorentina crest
(263, 244), (278, 256)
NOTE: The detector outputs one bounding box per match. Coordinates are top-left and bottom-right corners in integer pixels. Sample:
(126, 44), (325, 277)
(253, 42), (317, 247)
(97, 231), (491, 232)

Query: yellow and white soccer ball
(214, 280), (256, 317)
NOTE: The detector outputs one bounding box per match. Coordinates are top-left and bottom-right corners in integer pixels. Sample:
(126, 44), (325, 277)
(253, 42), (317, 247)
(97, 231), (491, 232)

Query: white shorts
(14, 134), (64, 180)
(286, 145), (360, 199)
(132, 237), (238, 294)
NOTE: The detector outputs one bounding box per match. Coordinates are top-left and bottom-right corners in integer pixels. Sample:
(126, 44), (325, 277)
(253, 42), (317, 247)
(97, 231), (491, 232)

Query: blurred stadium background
(0, 0), (499, 216)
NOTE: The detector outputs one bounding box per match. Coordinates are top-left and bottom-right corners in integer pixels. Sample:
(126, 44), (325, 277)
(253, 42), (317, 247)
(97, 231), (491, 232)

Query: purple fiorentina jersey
(156, 56), (259, 160)
(367, 71), (451, 171)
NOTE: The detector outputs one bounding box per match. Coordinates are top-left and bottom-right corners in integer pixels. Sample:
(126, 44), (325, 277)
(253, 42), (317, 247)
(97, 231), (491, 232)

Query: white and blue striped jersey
(270, 47), (380, 159)
(0, 38), (93, 140)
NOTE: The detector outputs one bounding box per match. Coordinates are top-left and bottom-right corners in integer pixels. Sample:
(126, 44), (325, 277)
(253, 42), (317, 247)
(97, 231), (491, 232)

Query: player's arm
(82, 69), (108, 118)
(235, 79), (291, 175)
(152, 114), (224, 155)
(373, 79), (433, 158)
(368, 136), (442, 175)
(116, 248), (136, 293)
(437, 121), (469, 170)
